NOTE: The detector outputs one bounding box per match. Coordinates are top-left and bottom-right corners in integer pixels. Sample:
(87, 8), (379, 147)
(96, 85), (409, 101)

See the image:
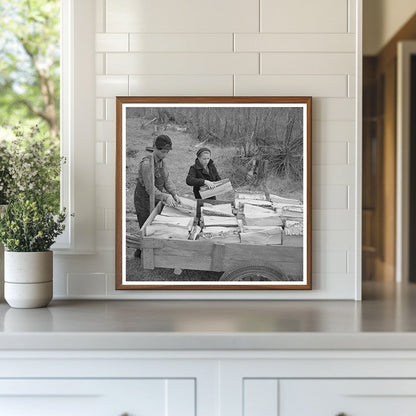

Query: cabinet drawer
(0, 379), (195, 416)
(280, 379), (416, 416)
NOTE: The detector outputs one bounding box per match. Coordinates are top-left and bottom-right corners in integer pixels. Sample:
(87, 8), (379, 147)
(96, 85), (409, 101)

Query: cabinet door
(280, 380), (416, 416)
(0, 379), (195, 416)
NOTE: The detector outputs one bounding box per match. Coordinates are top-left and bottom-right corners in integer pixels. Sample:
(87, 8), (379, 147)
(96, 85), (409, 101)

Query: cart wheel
(220, 264), (288, 281)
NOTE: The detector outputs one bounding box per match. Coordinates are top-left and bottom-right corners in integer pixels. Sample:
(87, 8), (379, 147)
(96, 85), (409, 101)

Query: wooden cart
(139, 201), (303, 281)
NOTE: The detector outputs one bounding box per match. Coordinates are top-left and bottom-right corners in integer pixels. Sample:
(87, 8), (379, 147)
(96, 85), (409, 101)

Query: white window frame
(53, 0), (95, 253)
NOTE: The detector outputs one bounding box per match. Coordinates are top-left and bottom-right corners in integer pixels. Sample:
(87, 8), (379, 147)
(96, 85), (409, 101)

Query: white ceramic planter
(4, 251), (53, 308)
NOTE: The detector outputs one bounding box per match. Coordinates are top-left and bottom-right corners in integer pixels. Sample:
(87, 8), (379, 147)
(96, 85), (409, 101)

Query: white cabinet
(280, 380), (416, 416)
(0, 379), (195, 416)
(1, 350), (416, 415)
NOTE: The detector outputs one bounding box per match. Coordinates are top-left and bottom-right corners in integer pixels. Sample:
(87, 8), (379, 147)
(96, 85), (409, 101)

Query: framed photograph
(116, 96), (311, 290)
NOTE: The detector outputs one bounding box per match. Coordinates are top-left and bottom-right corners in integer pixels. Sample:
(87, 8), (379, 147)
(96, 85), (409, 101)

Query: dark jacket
(186, 158), (221, 199)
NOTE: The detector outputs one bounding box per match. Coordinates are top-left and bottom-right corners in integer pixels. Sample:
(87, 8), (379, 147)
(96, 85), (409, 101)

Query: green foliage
(0, 124), (61, 210)
(0, 196), (66, 252)
(0, 141), (13, 205)
(0, 0), (60, 139)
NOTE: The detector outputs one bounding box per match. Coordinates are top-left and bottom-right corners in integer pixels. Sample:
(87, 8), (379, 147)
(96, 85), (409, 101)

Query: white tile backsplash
(235, 34), (356, 53)
(96, 121), (116, 142)
(106, 53), (259, 75)
(96, 164), (116, 186)
(130, 34), (233, 52)
(55, 0), (361, 299)
(313, 142), (349, 165)
(106, 0), (259, 33)
(96, 76), (128, 97)
(313, 231), (355, 251)
(105, 98), (116, 120)
(96, 142), (106, 164)
(313, 120), (355, 141)
(129, 75), (233, 96)
(312, 251), (348, 274)
(67, 273), (107, 296)
(96, 33), (129, 52)
(235, 75), (348, 97)
(261, 53), (355, 75)
(313, 165), (355, 185)
(312, 210), (355, 231)
(348, 75), (356, 98)
(313, 185), (349, 209)
(96, 98), (105, 120)
(312, 98), (355, 121)
(96, 53), (105, 75)
(95, 0), (105, 32)
(261, 0), (348, 33)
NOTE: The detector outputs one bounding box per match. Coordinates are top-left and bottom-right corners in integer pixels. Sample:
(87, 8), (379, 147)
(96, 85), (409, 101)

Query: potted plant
(0, 196), (66, 308)
(0, 124), (65, 308)
(0, 138), (13, 301)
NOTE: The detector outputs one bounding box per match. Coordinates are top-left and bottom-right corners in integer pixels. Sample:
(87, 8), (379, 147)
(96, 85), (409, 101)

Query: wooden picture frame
(116, 96), (312, 290)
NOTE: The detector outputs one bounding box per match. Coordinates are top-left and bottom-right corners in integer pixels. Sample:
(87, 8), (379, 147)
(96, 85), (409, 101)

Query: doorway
(396, 41), (416, 283)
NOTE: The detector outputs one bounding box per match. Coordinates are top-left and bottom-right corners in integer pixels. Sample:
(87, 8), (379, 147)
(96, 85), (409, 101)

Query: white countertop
(1, 281), (416, 351)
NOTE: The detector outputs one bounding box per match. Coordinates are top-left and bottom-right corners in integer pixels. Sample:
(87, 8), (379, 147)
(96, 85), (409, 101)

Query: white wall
(364, 0), (416, 55)
(53, 0), (361, 300)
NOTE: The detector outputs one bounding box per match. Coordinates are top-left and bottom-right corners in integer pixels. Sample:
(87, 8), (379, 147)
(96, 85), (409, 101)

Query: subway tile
(313, 120), (355, 141)
(106, 141), (116, 165)
(107, 53), (259, 75)
(349, 0), (357, 34)
(348, 141), (356, 165)
(347, 250), (355, 274)
(96, 120), (116, 142)
(312, 251), (348, 274)
(96, 164), (116, 186)
(313, 185), (348, 209)
(96, 53), (105, 75)
(235, 34), (356, 53)
(106, 0), (259, 33)
(96, 230), (116, 251)
(235, 75), (347, 97)
(96, 186), (115, 209)
(312, 210), (355, 230)
(96, 98), (105, 120)
(54, 252), (114, 274)
(262, 53), (355, 75)
(106, 98), (116, 121)
(312, 98), (355, 121)
(315, 273), (356, 298)
(96, 34), (129, 52)
(129, 75), (233, 96)
(106, 273), (116, 295)
(130, 34), (233, 52)
(313, 230), (355, 251)
(96, 207), (106, 230)
(262, 0), (348, 33)
(67, 273), (107, 296)
(313, 142), (348, 165)
(312, 165), (355, 185)
(52, 267), (67, 297)
(348, 185), (355, 210)
(105, 208), (116, 230)
(96, 0), (105, 33)
(96, 142), (106, 164)
(96, 75), (128, 97)
(348, 75), (356, 97)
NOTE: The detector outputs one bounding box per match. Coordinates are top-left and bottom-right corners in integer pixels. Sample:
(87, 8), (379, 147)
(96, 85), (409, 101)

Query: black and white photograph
(116, 97), (311, 290)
